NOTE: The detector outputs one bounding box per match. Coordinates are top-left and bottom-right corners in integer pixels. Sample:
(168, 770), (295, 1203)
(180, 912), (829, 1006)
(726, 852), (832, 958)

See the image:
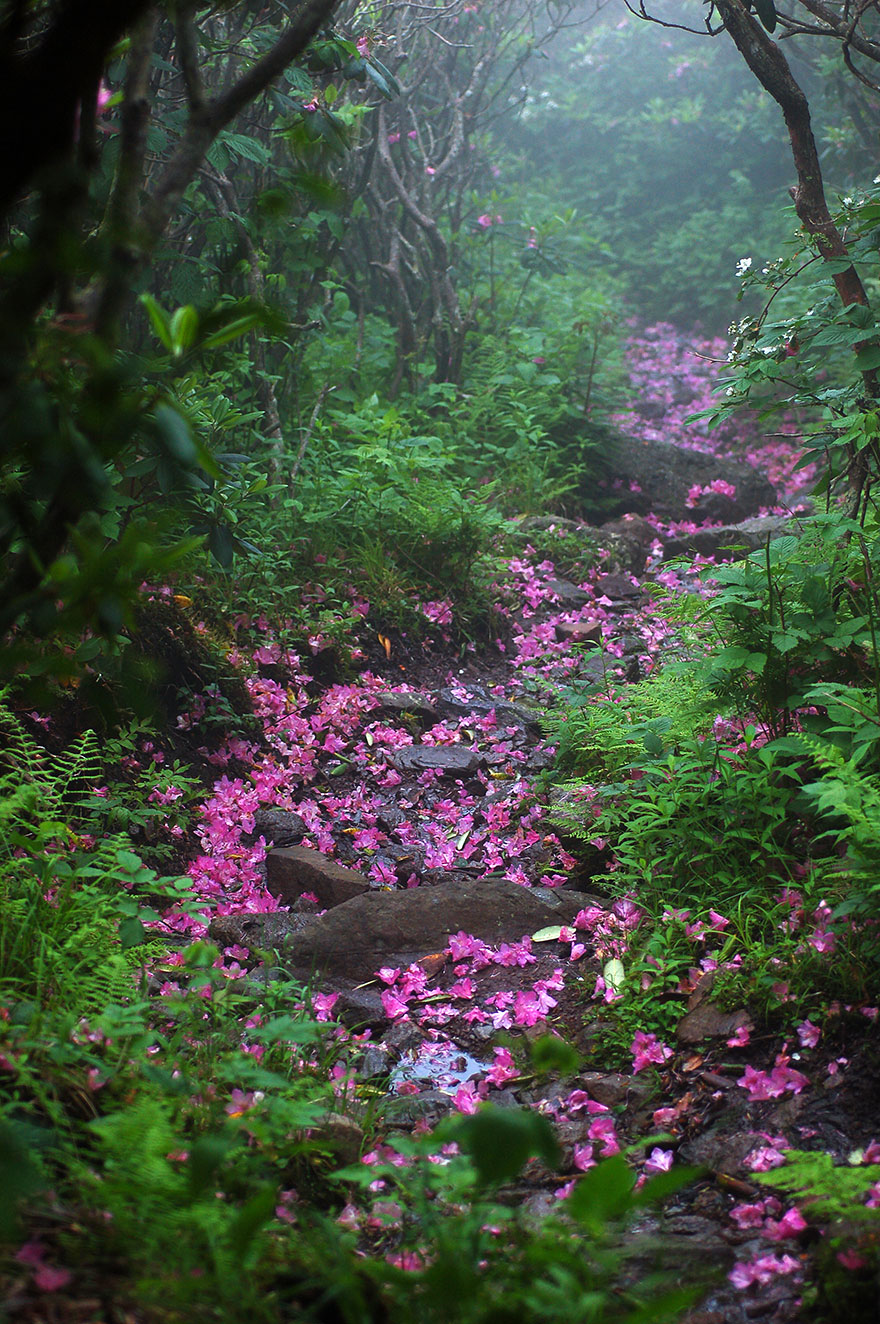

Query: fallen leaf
(532, 925), (566, 943)
(603, 958), (625, 993)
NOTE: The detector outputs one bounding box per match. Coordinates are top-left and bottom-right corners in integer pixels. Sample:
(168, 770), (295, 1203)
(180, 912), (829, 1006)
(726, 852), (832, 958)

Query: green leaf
(118, 916), (148, 950)
(0, 1121), (48, 1237)
(603, 958), (625, 993)
(855, 344), (880, 371)
(169, 304), (198, 355)
(229, 1184), (277, 1257)
(201, 313), (262, 350)
(566, 1153), (636, 1231)
(154, 404), (198, 465)
(528, 1036), (579, 1075)
(223, 132), (271, 166)
(440, 1105), (560, 1186)
(187, 1133), (236, 1196)
(208, 523), (235, 567)
(140, 292), (172, 350)
(531, 924), (566, 942)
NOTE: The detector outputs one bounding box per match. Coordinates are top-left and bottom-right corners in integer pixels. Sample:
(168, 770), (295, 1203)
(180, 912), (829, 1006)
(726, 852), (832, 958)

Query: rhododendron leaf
(633, 1163), (700, 1208)
(752, 0), (777, 33)
(441, 1105), (559, 1186)
(566, 1153), (635, 1230)
(531, 925), (565, 942)
(529, 1035), (579, 1075)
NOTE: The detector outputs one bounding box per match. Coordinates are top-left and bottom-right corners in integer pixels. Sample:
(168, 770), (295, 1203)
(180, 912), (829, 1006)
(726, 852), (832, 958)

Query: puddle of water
(390, 1040), (490, 1095)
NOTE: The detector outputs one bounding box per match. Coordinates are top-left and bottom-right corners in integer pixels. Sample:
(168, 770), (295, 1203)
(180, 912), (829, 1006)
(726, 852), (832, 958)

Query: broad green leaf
(223, 132), (271, 166)
(154, 404), (197, 465)
(855, 344), (880, 371)
(566, 1153), (636, 1230)
(169, 304), (198, 355)
(208, 524), (235, 567)
(201, 313), (262, 349)
(140, 292), (172, 350)
(441, 1105), (560, 1186)
(118, 916), (148, 950)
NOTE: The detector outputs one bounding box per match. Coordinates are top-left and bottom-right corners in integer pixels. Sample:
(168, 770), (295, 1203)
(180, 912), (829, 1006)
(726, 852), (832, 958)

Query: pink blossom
(381, 990), (409, 1019)
(587, 1116), (620, 1156)
(310, 992), (339, 1021)
(796, 1019), (821, 1049)
(745, 1145), (788, 1171)
(572, 1144), (595, 1171)
(730, 1201), (771, 1229)
(356, 34), (370, 57)
(644, 1147), (674, 1175)
(729, 1253), (801, 1289)
(837, 1248), (867, 1270)
(34, 1265), (73, 1292)
(738, 1058), (809, 1101)
(486, 1047), (518, 1087)
(764, 1208), (808, 1240)
(452, 1081), (480, 1114)
(631, 1030), (673, 1073)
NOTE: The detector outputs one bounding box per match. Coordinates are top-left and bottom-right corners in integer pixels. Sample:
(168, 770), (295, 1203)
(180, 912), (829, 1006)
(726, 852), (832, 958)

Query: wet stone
(358, 1044), (394, 1080)
(391, 745), (486, 777)
(435, 686), (542, 734)
(250, 808), (307, 845)
(595, 572), (642, 599)
(376, 805), (408, 832)
(545, 578), (592, 609)
(371, 690), (440, 726)
(266, 845), (371, 909)
(554, 618), (603, 645)
(279, 877), (588, 983)
(208, 911), (315, 953)
(382, 1089), (453, 1126)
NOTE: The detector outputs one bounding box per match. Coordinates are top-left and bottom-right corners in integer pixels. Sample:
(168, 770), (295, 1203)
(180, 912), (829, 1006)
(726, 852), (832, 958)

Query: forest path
(177, 512), (880, 1323)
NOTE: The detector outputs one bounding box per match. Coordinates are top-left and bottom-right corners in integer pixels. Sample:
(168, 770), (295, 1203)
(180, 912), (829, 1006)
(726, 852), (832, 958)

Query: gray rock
(513, 514), (652, 574)
(208, 911), (316, 953)
(595, 572), (642, 600)
(392, 745), (486, 778)
(266, 846), (371, 909)
(545, 579), (592, 609)
(596, 435), (777, 523)
(554, 619), (603, 645)
(251, 808), (307, 845)
(662, 513), (805, 562)
(279, 877), (588, 983)
(435, 686), (542, 735)
(358, 1044), (395, 1080)
(370, 690), (440, 726)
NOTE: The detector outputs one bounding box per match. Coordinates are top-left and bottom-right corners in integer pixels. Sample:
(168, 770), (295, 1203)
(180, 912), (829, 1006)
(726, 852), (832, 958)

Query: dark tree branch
(0, 0), (154, 221)
(143, 0), (341, 243)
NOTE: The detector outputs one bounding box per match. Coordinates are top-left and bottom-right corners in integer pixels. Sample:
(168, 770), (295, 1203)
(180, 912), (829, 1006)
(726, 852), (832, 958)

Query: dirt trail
(180, 521), (880, 1322)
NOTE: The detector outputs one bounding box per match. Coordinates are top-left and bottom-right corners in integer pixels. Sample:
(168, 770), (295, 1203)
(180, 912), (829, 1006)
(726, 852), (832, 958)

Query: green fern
(544, 666), (718, 780)
(756, 1150), (880, 1223)
(0, 694), (102, 818)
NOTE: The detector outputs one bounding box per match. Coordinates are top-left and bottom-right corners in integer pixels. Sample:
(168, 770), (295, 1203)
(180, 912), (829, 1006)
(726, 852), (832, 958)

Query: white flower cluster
(736, 257), (753, 276)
